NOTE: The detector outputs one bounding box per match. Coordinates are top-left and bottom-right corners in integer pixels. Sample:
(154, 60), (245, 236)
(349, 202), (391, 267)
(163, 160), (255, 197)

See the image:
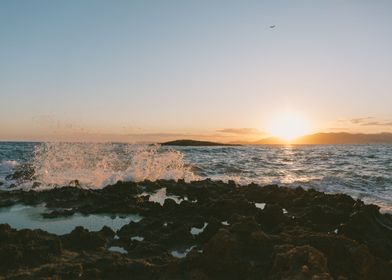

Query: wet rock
(256, 203), (286, 232)
(201, 229), (245, 278)
(162, 198), (178, 211)
(32, 181), (41, 189)
(196, 217), (221, 243)
(299, 204), (347, 232)
(42, 209), (75, 218)
(52, 263), (84, 279)
(0, 224), (62, 272)
(0, 180), (391, 279)
(270, 245), (332, 280)
(206, 198), (255, 220)
(164, 225), (194, 246)
(62, 226), (107, 251)
(340, 204), (392, 260)
(69, 179), (81, 187)
(278, 227), (392, 279)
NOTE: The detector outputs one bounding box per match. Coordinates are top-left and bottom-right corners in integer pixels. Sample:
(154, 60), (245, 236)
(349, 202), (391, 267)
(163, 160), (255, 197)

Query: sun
(266, 112), (311, 142)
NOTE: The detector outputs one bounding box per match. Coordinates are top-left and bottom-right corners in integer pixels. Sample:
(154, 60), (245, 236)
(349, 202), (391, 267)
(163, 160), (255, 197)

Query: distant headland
(161, 139), (239, 146)
(162, 133), (392, 146)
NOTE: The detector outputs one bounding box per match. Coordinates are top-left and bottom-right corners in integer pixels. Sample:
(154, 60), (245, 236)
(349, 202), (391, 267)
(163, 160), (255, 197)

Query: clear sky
(1, 0), (392, 142)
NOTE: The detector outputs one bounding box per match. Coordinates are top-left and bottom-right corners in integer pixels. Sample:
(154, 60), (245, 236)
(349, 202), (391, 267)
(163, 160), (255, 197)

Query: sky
(1, 0), (392, 142)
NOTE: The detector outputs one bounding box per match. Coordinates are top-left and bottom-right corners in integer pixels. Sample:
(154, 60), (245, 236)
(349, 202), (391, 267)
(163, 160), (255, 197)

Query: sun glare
(267, 113), (310, 142)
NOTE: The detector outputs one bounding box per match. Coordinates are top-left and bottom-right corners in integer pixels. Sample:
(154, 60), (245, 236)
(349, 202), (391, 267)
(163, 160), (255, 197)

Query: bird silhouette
(269, 25), (276, 29)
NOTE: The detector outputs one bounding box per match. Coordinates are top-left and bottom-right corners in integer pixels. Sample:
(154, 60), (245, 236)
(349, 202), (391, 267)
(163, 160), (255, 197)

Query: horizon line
(2, 131), (392, 145)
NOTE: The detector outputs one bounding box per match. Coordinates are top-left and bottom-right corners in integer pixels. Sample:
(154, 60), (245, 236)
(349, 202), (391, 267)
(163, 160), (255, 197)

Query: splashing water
(0, 160), (19, 176)
(1, 142), (392, 212)
(28, 142), (197, 189)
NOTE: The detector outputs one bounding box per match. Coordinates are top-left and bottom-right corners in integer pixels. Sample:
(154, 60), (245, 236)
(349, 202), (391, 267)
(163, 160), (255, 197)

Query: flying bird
(269, 25), (276, 29)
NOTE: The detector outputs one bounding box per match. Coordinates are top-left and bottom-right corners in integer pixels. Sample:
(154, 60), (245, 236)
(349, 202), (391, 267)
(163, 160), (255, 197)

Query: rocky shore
(1, 179), (392, 279)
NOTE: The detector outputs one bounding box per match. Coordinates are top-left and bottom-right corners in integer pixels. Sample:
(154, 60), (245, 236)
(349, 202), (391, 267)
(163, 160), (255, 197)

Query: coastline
(1, 179), (392, 279)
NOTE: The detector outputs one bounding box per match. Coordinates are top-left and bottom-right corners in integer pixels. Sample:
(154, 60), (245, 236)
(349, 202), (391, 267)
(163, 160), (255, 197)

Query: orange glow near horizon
(266, 112), (311, 142)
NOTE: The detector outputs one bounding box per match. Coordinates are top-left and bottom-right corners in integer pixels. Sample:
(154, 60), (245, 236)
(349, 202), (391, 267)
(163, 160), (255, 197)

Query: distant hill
(160, 134), (392, 146)
(255, 132), (392, 145)
(161, 139), (239, 146)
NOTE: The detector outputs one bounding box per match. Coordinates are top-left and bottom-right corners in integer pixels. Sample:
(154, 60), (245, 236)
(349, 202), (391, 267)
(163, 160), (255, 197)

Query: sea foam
(10, 142), (198, 190)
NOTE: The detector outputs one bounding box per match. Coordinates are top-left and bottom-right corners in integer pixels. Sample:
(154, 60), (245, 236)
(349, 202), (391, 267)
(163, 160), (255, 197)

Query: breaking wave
(7, 142), (198, 190)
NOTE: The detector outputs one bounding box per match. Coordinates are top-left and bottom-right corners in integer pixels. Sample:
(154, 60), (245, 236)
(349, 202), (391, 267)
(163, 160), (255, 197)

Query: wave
(0, 160), (19, 173)
(1, 143), (392, 213)
(3, 142), (198, 190)
(0, 160), (20, 180)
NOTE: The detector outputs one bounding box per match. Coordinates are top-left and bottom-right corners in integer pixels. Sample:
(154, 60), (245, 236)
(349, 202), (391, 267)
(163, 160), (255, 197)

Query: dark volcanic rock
(0, 224), (62, 273)
(62, 226), (110, 251)
(0, 179), (391, 279)
(270, 245), (332, 280)
(339, 203), (392, 260)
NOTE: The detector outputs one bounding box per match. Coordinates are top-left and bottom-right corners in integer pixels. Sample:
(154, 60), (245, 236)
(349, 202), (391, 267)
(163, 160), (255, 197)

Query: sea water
(0, 203), (142, 235)
(1, 142), (392, 212)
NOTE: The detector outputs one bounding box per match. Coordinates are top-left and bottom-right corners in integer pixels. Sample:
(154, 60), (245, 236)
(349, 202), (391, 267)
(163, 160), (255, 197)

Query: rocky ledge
(0, 179), (392, 279)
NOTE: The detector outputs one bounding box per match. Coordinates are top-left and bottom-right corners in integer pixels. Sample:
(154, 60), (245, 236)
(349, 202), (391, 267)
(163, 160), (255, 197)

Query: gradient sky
(1, 0), (392, 142)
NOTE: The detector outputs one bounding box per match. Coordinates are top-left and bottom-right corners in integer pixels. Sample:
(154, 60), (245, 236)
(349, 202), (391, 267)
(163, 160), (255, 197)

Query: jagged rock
(0, 180), (391, 279)
(340, 204), (392, 260)
(270, 245), (332, 280)
(62, 226), (108, 251)
(0, 224), (62, 272)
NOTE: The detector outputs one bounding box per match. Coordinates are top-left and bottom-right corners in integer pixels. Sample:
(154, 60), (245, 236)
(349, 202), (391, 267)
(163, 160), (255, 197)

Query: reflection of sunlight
(279, 146), (306, 183)
(280, 174), (314, 184)
(281, 146), (294, 165)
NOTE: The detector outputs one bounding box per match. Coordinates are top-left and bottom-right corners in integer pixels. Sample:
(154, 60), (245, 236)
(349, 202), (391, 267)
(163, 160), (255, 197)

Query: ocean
(1, 142), (392, 212)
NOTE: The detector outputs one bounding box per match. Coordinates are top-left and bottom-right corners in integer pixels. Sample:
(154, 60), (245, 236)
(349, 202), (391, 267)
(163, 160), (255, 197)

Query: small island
(161, 139), (239, 147)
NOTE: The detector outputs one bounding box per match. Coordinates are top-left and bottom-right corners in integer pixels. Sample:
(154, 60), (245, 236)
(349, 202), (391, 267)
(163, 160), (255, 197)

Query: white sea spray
(30, 142), (198, 189)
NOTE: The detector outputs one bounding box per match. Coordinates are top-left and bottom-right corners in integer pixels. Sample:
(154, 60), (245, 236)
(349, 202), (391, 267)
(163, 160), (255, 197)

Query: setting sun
(267, 113), (311, 142)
